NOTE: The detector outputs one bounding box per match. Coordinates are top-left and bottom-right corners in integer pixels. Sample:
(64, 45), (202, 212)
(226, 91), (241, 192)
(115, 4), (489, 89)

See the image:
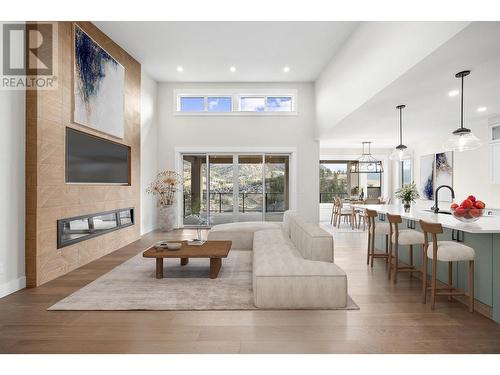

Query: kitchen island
(353, 204), (500, 323)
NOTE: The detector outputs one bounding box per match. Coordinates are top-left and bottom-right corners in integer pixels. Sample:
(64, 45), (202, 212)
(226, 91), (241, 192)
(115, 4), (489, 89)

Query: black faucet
(432, 185), (455, 213)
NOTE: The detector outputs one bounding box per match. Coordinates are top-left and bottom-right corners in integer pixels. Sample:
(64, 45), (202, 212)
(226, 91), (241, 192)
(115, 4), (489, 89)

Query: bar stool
(419, 219), (475, 312)
(365, 209), (390, 267)
(386, 213), (425, 283)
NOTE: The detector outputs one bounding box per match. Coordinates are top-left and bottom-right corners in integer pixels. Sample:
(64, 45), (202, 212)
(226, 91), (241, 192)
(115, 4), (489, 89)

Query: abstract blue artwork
(74, 25), (124, 138)
(420, 154), (434, 200)
(435, 151), (453, 202)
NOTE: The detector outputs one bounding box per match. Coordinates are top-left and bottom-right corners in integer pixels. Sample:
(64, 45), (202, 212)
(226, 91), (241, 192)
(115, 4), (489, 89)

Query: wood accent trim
(25, 21), (141, 287)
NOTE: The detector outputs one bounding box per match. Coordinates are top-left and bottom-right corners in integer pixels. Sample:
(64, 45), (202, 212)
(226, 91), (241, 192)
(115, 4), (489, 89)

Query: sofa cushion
(253, 229), (343, 277)
(253, 229), (347, 308)
(282, 211), (334, 262)
(207, 221), (280, 250)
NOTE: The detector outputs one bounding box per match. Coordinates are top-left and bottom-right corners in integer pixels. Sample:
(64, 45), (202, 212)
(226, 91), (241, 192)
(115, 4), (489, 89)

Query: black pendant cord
(460, 72), (464, 130)
(395, 105), (406, 149)
(453, 70), (471, 135)
(399, 106), (403, 145)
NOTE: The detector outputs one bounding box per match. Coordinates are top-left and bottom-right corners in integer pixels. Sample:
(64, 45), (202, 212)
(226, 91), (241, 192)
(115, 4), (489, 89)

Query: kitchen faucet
(432, 185), (455, 213)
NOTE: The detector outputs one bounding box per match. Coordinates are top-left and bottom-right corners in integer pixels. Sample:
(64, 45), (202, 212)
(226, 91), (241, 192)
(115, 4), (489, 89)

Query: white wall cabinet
(490, 123), (500, 184)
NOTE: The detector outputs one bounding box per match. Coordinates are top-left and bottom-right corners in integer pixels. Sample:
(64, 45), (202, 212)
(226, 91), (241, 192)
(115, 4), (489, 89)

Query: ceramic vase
(159, 205), (176, 231)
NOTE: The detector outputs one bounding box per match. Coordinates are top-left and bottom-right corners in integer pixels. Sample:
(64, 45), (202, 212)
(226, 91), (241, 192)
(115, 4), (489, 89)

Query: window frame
(174, 89), (298, 116)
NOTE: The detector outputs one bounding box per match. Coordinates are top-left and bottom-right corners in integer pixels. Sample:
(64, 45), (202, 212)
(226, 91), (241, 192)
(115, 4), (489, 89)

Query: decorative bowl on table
(154, 241), (182, 250)
(450, 195), (486, 223)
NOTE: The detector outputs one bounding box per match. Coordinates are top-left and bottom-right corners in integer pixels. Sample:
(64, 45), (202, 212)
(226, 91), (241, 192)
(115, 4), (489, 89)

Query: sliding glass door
(182, 155), (208, 225)
(238, 155), (264, 222)
(182, 153), (290, 227)
(208, 155), (235, 225)
(265, 155), (289, 221)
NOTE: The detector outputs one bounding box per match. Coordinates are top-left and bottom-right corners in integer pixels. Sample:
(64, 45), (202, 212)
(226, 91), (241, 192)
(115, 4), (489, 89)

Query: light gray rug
(49, 250), (359, 311)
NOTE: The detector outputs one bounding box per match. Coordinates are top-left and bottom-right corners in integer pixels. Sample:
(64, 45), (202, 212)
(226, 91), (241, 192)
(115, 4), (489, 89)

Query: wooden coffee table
(142, 240), (232, 279)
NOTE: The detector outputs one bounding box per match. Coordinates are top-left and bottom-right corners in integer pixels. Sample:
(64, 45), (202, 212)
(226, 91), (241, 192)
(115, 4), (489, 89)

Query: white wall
(406, 120), (500, 210)
(140, 72), (159, 234)
(0, 89), (26, 297)
(157, 82), (320, 222)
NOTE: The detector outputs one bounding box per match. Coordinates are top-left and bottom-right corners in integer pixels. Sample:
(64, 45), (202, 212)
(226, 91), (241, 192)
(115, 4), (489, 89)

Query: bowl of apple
(450, 195), (486, 223)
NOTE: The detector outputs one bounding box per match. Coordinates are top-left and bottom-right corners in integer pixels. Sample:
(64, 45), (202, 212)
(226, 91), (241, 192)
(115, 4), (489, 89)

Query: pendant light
(443, 70), (481, 152)
(390, 104), (412, 161)
(351, 141), (383, 173)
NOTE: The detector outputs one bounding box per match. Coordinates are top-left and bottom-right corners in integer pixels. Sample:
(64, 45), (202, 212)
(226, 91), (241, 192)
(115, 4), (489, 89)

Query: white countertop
(352, 204), (500, 234)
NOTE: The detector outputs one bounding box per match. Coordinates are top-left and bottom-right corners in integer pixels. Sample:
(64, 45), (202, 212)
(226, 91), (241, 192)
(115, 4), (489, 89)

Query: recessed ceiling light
(477, 106), (487, 112)
(283, 66), (290, 73)
(176, 66), (183, 72)
(229, 66), (236, 72)
(448, 89), (459, 97)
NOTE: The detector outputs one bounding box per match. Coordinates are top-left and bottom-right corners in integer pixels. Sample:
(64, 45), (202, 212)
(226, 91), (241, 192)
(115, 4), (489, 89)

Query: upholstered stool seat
(427, 241), (475, 262)
(374, 222), (390, 235)
(392, 229), (425, 246)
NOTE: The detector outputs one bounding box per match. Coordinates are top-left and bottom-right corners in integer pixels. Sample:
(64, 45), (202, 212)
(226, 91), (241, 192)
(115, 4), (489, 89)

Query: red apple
(450, 203), (459, 210)
(467, 195), (477, 202)
(470, 208), (482, 218)
(461, 199), (474, 209)
(474, 200), (486, 209)
(455, 207), (466, 217)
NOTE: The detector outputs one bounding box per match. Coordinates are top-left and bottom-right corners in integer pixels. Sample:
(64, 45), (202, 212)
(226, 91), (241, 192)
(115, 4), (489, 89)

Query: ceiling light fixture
(283, 66), (290, 73)
(448, 89), (459, 97)
(351, 141), (384, 173)
(229, 66), (236, 72)
(390, 105), (412, 161)
(477, 106), (487, 112)
(443, 70), (481, 152)
(176, 66), (183, 72)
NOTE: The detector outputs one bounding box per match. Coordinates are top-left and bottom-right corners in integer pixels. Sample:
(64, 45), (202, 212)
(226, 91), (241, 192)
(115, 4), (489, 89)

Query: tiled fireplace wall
(25, 21), (141, 287)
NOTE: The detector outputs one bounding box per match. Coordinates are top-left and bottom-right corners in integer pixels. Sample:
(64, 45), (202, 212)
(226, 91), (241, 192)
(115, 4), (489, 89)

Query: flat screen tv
(66, 128), (130, 184)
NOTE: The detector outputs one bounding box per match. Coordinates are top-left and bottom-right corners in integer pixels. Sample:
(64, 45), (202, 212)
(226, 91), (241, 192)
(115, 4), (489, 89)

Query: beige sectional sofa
(207, 211), (348, 309)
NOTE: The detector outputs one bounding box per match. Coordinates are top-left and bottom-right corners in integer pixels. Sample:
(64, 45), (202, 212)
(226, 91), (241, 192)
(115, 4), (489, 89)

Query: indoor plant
(147, 170), (183, 231)
(395, 182), (420, 211)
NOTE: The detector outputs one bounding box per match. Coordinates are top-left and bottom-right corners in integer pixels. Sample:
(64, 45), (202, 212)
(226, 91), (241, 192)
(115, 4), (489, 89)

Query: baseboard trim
(0, 276), (26, 298)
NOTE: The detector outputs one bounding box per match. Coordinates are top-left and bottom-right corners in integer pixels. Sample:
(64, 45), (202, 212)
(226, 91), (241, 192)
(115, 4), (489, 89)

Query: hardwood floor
(1, 226), (500, 354)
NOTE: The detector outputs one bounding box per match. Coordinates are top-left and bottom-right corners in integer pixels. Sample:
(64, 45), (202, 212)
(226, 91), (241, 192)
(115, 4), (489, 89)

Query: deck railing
(183, 192), (286, 216)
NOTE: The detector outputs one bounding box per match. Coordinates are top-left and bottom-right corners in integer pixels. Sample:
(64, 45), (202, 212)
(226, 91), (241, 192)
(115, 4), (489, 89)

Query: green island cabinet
(364, 204), (500, 323)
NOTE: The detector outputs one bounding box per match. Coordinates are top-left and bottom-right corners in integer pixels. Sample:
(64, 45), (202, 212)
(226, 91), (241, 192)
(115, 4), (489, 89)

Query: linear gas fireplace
(57, 208), (134, 249)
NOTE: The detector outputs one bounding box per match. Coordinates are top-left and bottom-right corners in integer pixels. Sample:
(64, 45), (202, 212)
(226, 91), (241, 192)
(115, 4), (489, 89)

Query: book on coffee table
(187, 239), (206, 246)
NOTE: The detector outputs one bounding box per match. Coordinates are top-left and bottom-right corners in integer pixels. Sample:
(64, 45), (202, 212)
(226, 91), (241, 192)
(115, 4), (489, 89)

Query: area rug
(48, 250), (359, 311)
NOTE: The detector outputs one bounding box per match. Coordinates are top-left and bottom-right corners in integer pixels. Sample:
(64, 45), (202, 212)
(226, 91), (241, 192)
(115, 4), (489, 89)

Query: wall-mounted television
(66, 127), (130, 184)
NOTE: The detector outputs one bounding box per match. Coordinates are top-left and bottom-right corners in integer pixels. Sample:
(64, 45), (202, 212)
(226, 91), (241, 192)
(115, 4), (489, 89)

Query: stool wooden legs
(385, 235), (389, 266)
(469, 260), (475, 313)
(422, 257), (475, 313)
(370, 230), (375, 268)
(387, 237), (392, 280)
(409, 245), (414, 279)
(367, 232), (389, 268)
(422, 247), (428, 304)
(389, 243), (421, 284)
(448, 262), (453, 301)
(431, 256), (438, 310)
(366, 229), (371, 265)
